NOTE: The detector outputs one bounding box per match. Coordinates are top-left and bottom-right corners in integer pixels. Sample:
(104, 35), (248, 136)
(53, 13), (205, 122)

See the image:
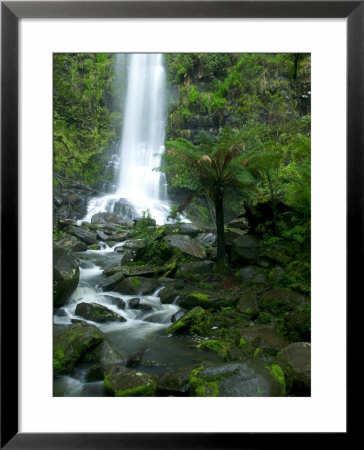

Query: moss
(189, 292), (209, 302)
(131, 277), (141, 288)
(253, 348), (261, 358)
(199, 339), (230, 360)
(104, 373), (113, 393)
(189, 367), (219, 397)
(265, 363), (286, 396)
(238, 338), (247, 349)
(88, 243), (100, 250)
(114, 383), (156, 397)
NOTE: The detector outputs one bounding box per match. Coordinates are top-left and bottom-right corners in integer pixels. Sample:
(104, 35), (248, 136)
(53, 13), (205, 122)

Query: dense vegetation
(53, 53), (311, 397)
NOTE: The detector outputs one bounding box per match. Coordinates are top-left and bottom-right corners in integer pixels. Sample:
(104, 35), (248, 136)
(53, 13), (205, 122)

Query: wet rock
(120, 251), (134, 265)
(128, 298), (141, 309)
(75, 302), (126, 323)
(53, 242), (80, 307)
(96, 273), (125, 292)
(66, 226), (97, 245)
(104, 366), (157, 397)
(85, 365), (106, 382)
(277, 342), (311, 396)
(111, 297), (126, 310)
(232, 234), (262, 264)
(81, 339), (126, 365)
(57, 235), (87, 252)
(111, 231), (132, 242)
(227, 217), (249, 230)
(166, 306), (212, 336)
(178, 223), (201, 237)
(189, 360), (286, 397)
(157, 366), (196, 396)
(235, 265), (266, 284)
(96, 230), (109, 241)
(236, 289), (259, 319)
(115, 276), (160, 295)
(53, 322), (104, 376)
(126, 348), (147, 368)
(224, 227), (247, 245)
(120, 265), (160, 278)
(91, 212), (125, 225)
(259, 288), (306, 311)
(163, 234), (206, 260)
(171, 310), (185, 323)
(158, 285), (178, 304)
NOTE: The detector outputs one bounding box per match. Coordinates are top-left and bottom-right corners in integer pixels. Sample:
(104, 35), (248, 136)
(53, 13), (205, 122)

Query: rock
(236, 289), (259, 319)
(206, 247), (217, 261)
(227, 217), (249, 230)
(178, 223), (201, 237)
(240, 324), (290, 356)
(53, 242), (80, 307)
(115, 276), (159, 295)
(91, 212), (125, 225)
(58, 218), (77, 229)
(195, 232), (217, 247)
(53, 322), (104, 376)
(158, 285), (178, 304)
(126, 348), (147, 368)
(75, 302), (126, 323)
(157, 366), (196, 396)
(163, 234), (206, 260)
(277, 342), (311, 396)
(284, 309), (311, 341)
(224, 227), (248, 245)
(85, 366), (106, 382)
(171, 310), (185, 323)
(268, 266), (286, 282)
(120, 251), (134, 265)
(66, 226), (97, 245)
(166, 306), (212, 336)
(133, 216), (157, 227)
(259, 288), (305, 312)
(128, 298), (151, 311)
(104, 366), (157, 397)
(231, 234), (263, 264)
(57, 235), (87, 252)
(111, 231), (132, 242)
(96, 230), (109, 241)
(81, 339), (126, 365)
(111, 297), (126, 310)
(96, 273), (125, 292)
(128, 298), (140, 309)
(235, 265), (266, 284)
(176, 260), (215, 279)
(189, 360), (286, 397)
(179, 291), (239, 310)
(120, 265), (161, 278)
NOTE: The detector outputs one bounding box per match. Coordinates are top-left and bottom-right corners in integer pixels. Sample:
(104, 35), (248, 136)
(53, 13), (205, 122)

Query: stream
(53, 242), (221, 397)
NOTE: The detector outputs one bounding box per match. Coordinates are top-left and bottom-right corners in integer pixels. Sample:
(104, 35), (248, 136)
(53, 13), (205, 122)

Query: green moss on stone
(131, 277), (141, 288)
(189, 367), (219, 397)
(265, 363), (286, 396)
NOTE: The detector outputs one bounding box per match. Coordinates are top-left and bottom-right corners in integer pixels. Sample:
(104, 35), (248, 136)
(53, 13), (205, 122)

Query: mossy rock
(166, 306), (212, 336)
(75, 302), (126, 323)
(158, 285), (178, 304)
(81, 339), (126, 365)
(96, 273), (125, 291)
(198, 339), (231, 360)
(104, 366), (157, 397)
(115, 276), (160, 295)
(53, 323), (104, 376)
(189, 360), (286, 397)
(179, 290), (239, 310)
(157, 366), (196, 396)
(236, 289), (259, 319)
(277, 342), (311, 396)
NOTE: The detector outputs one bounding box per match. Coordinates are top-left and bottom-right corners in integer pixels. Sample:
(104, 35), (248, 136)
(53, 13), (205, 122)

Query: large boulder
(231, 234), (262, 264)
(195, 232), (217, 247)
(158, 285), (178, 304)
(104, 366), (157, 396)
(114, 276), (160, 295)
(53, 322), (104, 376)
(75, 302), (126, 323)
(66, 226), (97, 245)
(163, 234), (206, 260)
(226, 217), (249, 230)
(157, 366), (196, 396)
(53, 243), (80, 307)
(189, 360), (286, 396)
(277, 342), (311, 396)
(91, 212), (125, 225)
(120, 265), (161, 278)
(166, 306), (212, 336)
(259, 288), (306, 312)
(177, 223), (201, 237)
(224, 227), (247, 245)
(81, 340), (126, 365)
(96, 273), (125, 292)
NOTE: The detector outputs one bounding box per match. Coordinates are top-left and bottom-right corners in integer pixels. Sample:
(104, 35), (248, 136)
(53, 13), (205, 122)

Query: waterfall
(81, 53), (170, 225)
(117, 54), (167, 202)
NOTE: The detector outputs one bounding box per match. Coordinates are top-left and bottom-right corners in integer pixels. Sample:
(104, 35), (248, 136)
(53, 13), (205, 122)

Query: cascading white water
(81, 53), (170, 225)
(117, 53), (167, 202)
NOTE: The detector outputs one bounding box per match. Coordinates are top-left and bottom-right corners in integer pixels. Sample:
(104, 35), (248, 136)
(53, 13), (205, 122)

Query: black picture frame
(1, 1), (357, 448)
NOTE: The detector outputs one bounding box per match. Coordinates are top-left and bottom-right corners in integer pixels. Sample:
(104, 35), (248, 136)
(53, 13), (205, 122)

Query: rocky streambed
(53, 212), (311, 397)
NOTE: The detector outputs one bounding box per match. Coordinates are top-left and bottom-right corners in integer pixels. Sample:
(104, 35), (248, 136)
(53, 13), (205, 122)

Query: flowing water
(81, 53), (170, 225)
(54, 243), (221, 397)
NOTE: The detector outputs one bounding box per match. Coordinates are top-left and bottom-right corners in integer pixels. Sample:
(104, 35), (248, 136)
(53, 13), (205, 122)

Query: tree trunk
(214, 184), (225, 265)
